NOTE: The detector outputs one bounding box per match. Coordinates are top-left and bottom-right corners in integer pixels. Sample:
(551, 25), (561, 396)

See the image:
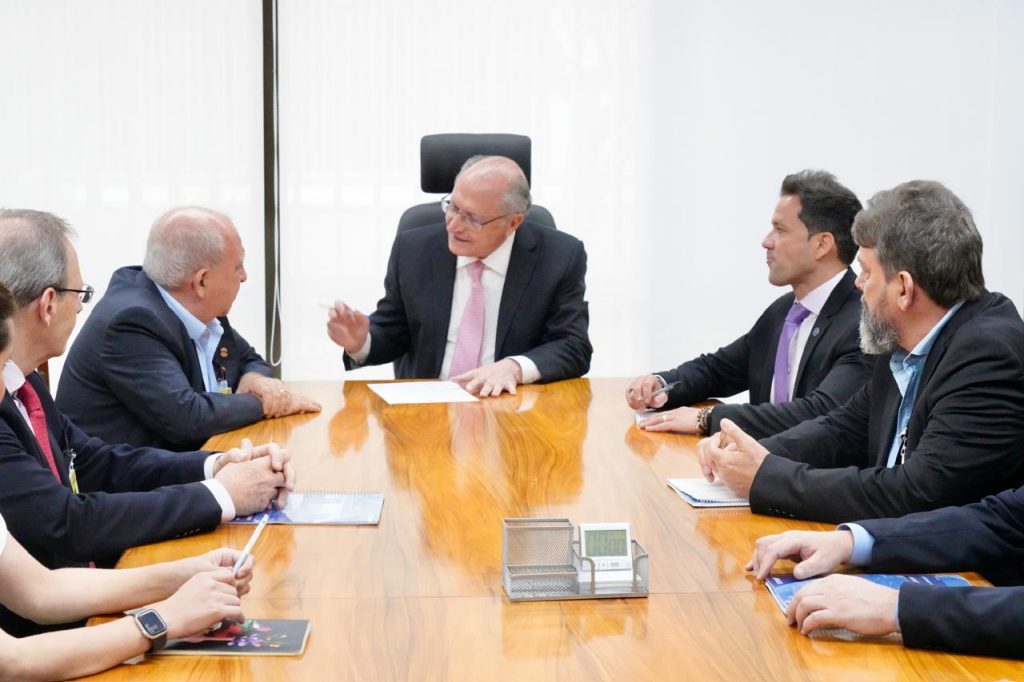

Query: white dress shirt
(4, 360), (235, 520)
(350, 231), (541, 383)
(770, 268), (847, 399)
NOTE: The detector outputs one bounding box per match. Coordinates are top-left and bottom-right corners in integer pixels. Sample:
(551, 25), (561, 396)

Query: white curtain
(4, 1), (1023, 385)
(0, 0), (265, 389)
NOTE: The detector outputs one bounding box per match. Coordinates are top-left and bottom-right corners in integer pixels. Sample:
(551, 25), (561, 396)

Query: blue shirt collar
(154, 284), (223, 341)
(889, 301), (964, 371)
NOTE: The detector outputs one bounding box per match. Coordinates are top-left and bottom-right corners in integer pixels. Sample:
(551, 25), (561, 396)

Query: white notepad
(368, 381), (478, 405)
(230, 492), (384, 525)
(667, 478), (749, 508)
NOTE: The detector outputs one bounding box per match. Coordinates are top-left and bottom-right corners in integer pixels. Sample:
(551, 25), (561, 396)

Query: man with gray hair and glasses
(697, 180), (1024, 523)
(326, 155), (592, 396)
(58, 207), (320, 451)
(0, 208), (294, 636)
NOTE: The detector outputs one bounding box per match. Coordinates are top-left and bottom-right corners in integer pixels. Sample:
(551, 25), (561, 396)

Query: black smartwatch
(133, 608), (168, 652)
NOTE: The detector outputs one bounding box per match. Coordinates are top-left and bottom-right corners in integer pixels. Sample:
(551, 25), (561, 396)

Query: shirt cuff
(838, 523), (874, 566)
(653, 374), (669, 389)
(201, 479), (237, 522)
(203, 453), (221, 480)
(509, 355), (541, 384)
(894, 591), (901, 630)
(347, 334), (372, 365)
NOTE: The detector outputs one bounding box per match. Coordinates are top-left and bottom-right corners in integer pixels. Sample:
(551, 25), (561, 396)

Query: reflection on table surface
(82, 379), (1019, 681)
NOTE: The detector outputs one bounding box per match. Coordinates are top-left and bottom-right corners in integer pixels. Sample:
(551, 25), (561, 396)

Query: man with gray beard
(694, 180), (1024, 524)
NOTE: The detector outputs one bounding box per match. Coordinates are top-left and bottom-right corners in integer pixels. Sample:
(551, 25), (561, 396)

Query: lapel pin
(811, 328), (820, 337)
(219, 347), (229, 358)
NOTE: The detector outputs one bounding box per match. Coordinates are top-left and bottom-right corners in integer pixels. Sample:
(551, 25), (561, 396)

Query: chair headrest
(420, 133), (532, 193)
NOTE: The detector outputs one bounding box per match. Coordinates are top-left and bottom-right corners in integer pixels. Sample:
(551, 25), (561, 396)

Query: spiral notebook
(666, 478), (749, 508)
(230, 491), (384, 525)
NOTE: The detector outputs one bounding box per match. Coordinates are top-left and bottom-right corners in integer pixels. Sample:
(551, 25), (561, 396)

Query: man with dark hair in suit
(57, 206), (320, 451)
(747, 488), (1024, 659)
(700, 180), (1024, 523)
(0, 208), (294, 636)
(326, 155), (592, 397)
(628, 170), (872, 438)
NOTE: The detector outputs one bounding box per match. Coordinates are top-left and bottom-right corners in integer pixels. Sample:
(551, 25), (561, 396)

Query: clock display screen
(584, 529), (628, 557)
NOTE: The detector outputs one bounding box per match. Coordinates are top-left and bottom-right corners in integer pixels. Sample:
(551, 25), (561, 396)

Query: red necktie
(17, 382), (62, 482)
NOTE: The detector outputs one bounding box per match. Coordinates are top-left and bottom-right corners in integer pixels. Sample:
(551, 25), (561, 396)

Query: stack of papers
(667, 478), (749, 508)
(368, 381), (477, 404)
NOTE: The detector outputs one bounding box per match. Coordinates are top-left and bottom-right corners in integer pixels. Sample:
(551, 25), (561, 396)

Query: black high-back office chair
(389, 134), (556, 378)
(396, 133), (557, 234)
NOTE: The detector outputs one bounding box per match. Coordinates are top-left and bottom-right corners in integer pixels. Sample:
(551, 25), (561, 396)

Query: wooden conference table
(84, 379), (1020, 681)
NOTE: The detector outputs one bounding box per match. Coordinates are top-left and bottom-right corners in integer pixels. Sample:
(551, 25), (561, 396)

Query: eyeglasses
(53, 284), (95, 304)
(441, 195), (515, 231)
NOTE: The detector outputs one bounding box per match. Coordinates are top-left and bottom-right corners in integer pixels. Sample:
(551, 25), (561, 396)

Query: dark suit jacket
(56, 266), (271, 451)
(857, 488), (1024, 658)
(656, 269), (872, 437)
(0, 372), (222, 636)
(344, 222), (592, 381)
(752, 291), (1024, 523)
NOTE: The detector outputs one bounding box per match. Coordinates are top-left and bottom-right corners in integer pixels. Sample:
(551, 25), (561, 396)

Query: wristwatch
(132, 608), (168, 652)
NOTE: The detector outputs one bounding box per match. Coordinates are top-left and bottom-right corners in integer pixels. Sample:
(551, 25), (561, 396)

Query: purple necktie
(449, 260), (486, 377)
(772, 302), (812, 404)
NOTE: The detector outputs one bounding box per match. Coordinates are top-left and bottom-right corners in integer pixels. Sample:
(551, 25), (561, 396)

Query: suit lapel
(429, 232), (457, 375)
(875, 367), (902, 466)
(916, 297), (977, 391)
(141, 271), (207, 391)
(794, 269), (855, 386)
(496, 226), (539, 356)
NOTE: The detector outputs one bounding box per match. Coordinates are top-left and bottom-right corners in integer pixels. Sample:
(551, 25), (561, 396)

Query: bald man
(57, 207), (320, 451)
(327, 155), (592, 396)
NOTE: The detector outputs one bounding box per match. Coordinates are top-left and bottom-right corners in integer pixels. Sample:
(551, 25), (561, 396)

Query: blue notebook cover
(765, 573), (970, 614)
(230, 491), (384, 525)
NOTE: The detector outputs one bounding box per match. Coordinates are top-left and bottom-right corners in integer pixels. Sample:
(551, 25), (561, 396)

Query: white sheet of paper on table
(368, 381), (479, 405)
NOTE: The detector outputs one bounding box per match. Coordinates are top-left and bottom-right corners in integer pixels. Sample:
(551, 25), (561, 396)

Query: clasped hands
(692, 419), (769, 499)
(212, 437), (295, 515)
(627, 374), (700, 433)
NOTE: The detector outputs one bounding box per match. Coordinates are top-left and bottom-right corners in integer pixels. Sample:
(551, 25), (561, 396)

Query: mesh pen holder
(503, 518), (579, 600)
(502, 518), (649, 601)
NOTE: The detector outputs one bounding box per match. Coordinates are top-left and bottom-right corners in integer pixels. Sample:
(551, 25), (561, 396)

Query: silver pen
(640, 380), (680, 402)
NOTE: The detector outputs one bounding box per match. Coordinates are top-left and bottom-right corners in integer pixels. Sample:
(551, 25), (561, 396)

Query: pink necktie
(450, 260), (486, 377)
(17, 382), (61, 482)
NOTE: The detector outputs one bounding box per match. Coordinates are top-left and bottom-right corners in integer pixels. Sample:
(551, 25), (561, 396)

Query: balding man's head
(143, 207), (238, 290)
(456, 156), (532, 215)
(444, 156), (531, 260)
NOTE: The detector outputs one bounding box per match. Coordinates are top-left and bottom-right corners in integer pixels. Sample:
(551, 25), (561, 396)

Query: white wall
(644, 0), (1024, 375)
(3, 1), (1023, 385)
(275, 0), (654, 380)
(277, 0), (1024, 381)
(0, 0), (265, 387)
